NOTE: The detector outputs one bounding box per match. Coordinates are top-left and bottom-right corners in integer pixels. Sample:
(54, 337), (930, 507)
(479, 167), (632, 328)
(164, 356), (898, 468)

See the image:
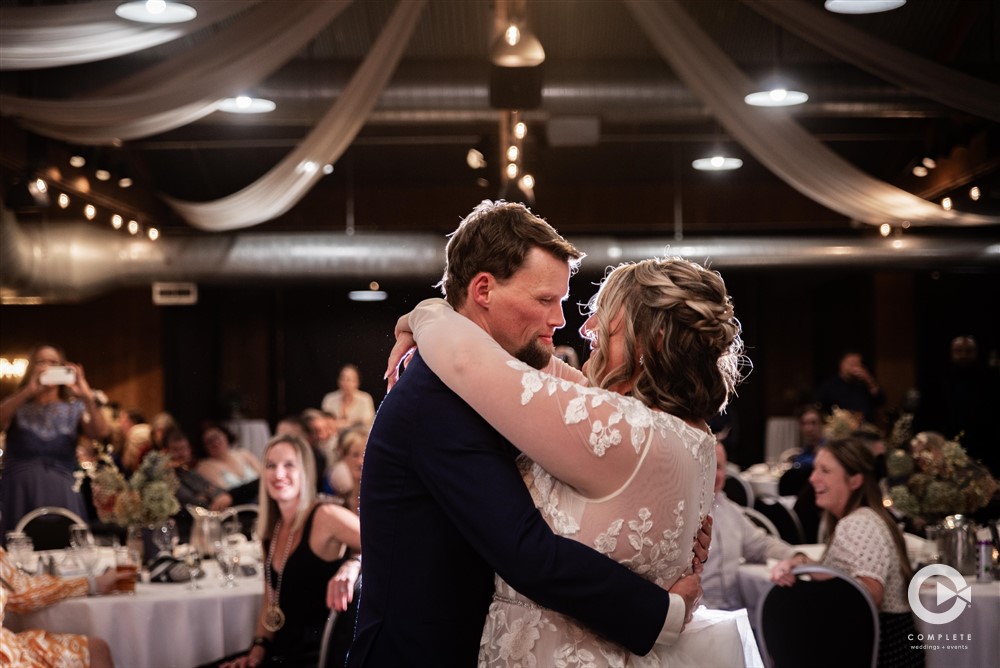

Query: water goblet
(214, 540), (237, 588)
(6, 532), (35, 573)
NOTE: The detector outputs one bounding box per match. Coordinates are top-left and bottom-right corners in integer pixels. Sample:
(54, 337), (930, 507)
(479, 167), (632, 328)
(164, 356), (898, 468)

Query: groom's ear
(468, 272), (495, 307)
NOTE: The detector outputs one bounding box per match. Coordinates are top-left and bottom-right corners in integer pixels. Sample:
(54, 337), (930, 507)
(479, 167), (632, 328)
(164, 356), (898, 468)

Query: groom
(348, 201), (705, 667)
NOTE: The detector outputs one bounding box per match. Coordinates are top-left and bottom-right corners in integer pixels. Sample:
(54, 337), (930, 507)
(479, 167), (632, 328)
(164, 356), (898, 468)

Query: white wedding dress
(409, 301), (762, 668)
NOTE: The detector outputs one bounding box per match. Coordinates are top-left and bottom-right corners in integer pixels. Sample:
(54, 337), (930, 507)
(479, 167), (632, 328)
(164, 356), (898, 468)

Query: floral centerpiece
(886, 429), (998, 528)
(86, 447), (181, 527)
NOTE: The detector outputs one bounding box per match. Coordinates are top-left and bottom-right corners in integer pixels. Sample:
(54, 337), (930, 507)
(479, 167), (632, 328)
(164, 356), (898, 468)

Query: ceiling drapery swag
(741, 0), (1000, 124)
(0, 0), (252, 71)
(622, 0), (1000, 228)
(0, 1), (352, 144)
(165, 0), (427, 232)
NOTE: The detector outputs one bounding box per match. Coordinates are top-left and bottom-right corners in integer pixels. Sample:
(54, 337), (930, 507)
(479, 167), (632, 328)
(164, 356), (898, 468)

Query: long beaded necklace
(262, 518), (296, 632)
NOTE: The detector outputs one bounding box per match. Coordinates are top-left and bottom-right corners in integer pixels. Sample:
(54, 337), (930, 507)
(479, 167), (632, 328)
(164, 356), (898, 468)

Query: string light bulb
(519, 174), (535, 190)
(127, 220), (139, 235)
(111, 214), (123, 229)
(941, 197), (952, 211)
(506, 146), (519, 162)
(504, 24), (520, 46)
(969, 186), (981, 201)
(879, 223), (891, 237)
(514, 122), (527, 139)
(506, 163), (519, 180)
(148, 227), (160, 241)
(58, 193), (70, 208)
(84, 204), (96, 220)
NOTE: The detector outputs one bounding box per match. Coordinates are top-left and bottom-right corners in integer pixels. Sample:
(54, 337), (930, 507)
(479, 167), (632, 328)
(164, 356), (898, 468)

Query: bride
(390, 257), (758, 667)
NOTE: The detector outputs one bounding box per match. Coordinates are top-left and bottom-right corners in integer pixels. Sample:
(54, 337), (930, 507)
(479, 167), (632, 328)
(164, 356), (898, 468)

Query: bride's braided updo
(583, 258), (746, 422)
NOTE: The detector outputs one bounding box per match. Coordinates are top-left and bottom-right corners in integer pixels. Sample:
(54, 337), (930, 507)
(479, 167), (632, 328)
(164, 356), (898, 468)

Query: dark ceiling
(1, 0), (998, 239)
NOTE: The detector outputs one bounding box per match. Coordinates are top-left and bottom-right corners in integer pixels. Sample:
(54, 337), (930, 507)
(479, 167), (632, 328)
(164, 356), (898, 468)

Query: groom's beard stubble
(514, 340), (554, 370)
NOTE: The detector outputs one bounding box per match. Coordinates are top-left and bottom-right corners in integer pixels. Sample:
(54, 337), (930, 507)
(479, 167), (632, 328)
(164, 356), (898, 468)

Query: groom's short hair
(438, 200), (583, 308)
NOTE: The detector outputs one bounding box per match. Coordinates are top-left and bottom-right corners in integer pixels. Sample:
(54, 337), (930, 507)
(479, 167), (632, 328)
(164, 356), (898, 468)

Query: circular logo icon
(908, 564), (972, 625)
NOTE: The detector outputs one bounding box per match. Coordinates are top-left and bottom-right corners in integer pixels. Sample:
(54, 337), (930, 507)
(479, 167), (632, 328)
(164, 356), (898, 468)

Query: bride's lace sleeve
(410, 299), (651, 498)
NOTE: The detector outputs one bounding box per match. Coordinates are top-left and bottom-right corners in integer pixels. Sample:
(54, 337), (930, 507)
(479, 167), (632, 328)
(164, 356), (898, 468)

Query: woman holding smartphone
(0, 344), (109, 538)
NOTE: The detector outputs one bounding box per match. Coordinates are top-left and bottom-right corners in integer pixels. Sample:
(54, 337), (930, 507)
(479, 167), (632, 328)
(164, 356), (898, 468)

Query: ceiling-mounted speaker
(489, 64), (543, 110)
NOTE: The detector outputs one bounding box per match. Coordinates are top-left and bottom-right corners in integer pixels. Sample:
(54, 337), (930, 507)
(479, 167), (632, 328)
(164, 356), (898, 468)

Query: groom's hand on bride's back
(668, 573), (702, 629)
(691, 515), (713, 575)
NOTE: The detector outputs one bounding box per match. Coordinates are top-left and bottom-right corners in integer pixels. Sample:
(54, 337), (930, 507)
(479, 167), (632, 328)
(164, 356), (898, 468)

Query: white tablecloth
(7, 562), (263, 668)
(737, 563), (1000, 668)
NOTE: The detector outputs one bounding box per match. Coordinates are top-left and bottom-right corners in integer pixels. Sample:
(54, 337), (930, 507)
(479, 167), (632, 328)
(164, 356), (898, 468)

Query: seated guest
(779, 403), (825, 496)
(704, 442), (800, 610)
(327, 427), (367, 509)
(149, 412), (178, 452)
(320, 364), (376, 433)
(195, 421), (261, 491)
(207, 435), (360, 668)
(301, 409), (333, 494)
(2, 546), (126, 668)
(121, 423), (153, 475)
(771, 438), (925, 668)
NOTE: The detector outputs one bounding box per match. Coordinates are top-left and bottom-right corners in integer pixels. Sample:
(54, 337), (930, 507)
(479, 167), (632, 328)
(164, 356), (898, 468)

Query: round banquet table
(6, 560), (264, 668)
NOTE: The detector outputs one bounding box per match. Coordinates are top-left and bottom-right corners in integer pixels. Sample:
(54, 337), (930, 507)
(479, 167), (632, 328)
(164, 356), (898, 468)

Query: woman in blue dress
(0, 344), (109, 539)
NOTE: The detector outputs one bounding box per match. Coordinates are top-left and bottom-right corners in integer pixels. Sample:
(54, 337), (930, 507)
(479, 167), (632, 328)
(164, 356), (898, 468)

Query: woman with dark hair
(195, 421), (261, 491)
(0, 344), (109, 537)
(214, 435), (360, 668)
(771, 438), (924, 668)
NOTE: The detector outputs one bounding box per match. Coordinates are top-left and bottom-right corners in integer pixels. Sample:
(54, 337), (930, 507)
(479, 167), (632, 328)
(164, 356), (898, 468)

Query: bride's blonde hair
(583, 258), (746, 422)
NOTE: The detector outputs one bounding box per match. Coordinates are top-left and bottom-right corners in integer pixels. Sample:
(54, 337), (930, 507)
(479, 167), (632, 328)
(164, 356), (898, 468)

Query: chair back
(754, 497), (805, 544)
(758, 564), (879, 668)
(14, 506), (88, 550)
(222, 503), (259, 540)
(741, 506), (780, 537)
(724, 473), (754, 508)
(317, 609), (340, 668)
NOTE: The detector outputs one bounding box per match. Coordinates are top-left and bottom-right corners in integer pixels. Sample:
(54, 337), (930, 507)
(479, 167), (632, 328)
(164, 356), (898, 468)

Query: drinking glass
(70, 525), (101, 577)
(152, 519), (178, 557)
(6, 532), (34, 573)
(214, 540), (239, 588)
(113, 547), (139, 594)
(182, 544), (203, 590)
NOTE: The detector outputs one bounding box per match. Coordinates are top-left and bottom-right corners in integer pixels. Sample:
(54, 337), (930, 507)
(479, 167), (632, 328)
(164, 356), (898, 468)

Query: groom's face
(485, 247), (571, 370)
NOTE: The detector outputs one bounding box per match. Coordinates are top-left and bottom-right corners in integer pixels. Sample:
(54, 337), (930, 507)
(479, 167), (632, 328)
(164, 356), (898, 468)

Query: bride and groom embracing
(347, 200), (755, 667)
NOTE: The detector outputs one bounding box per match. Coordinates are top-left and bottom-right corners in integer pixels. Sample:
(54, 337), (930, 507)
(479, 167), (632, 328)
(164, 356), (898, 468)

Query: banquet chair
(753, 497), (805, 545)
(741, 506), (780, 538)
(222, 503), (259, 540)
(758, 564), (879, 668)
(318, 609), (340, 668)
(14, 506), (87, 550)
(724, 472), (754, 508)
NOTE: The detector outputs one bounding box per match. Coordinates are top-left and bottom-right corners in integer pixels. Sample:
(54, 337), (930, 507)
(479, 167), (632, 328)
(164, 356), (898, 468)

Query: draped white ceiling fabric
(622, 0), (1000, 228)
(0, 1), (352, 144)
(742, 0), (1000, 124)
(165, 0), (427, 231)
(0, 0), (251, 71)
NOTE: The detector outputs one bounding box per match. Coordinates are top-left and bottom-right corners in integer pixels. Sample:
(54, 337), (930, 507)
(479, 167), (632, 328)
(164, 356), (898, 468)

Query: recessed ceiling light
(824, 1), (906, 15)
(912, 165), (928, 177)
(692, 156), (743, 171)
(115, 1), (197, 24)
(218, 96), (276, 114)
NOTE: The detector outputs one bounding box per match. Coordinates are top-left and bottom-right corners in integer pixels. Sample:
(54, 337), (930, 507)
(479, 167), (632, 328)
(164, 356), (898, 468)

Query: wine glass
(152, 519), (178, 557)
(69, 525), (100, 577)
(182, 545), (203, 590)
(214, 540), (239, 588)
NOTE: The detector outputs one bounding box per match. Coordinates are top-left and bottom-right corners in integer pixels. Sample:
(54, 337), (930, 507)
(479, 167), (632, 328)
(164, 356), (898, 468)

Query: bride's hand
(384, 313), (416, 391)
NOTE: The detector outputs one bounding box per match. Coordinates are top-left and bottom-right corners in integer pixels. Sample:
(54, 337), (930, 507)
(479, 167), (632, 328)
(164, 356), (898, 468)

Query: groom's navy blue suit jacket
(347, 352), (670, 667)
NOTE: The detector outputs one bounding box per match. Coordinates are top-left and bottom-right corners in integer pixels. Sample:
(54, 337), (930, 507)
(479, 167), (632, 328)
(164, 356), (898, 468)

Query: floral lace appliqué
(521, 459), (580, 535)
(594, 502), (686, 587)
(508, 360), (658, 458)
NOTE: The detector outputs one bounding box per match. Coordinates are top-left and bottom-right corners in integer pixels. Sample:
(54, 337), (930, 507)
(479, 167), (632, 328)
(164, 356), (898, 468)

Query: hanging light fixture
(349, 281), (388, 302)
(824, 1), (906, 14)
(218, 95), (276, 114)
(746, 26), (808, 107)
(115, 1), (197, 24)
(692, 155), (743, 171)
(491, 22), (545, 67)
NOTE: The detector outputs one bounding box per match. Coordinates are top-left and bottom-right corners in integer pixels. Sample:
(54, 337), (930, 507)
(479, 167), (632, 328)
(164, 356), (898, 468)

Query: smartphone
(39, 366), (76, 386)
